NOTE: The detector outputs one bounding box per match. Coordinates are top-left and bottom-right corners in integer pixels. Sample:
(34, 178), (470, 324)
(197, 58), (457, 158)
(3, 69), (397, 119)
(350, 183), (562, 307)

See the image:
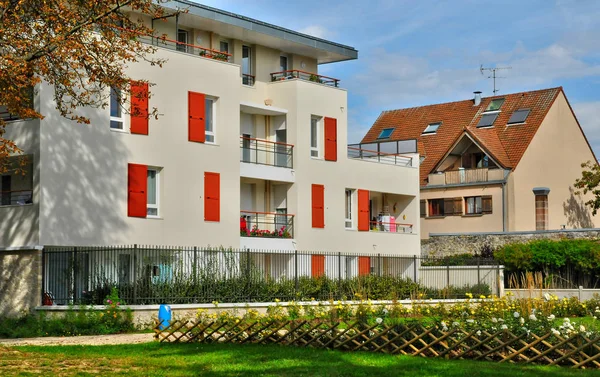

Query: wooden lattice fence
(154, 319), (600, 369)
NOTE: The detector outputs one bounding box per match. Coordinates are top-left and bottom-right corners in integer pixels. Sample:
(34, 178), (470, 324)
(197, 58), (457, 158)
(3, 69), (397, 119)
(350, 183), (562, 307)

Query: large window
(310, 116), (321, 158)
(535, 195), (548, 230)
(205, 97), (216, 143)
(345, 189), (354, 229)
(147, 168), (160, 217)
(0, 158), (33, 206)
(465, 196), (482, 215)
(428, 199), (444, 216)
(110, 87), (124, 130)
(219, 41), (229, 54)
(242, 45), (252, 85)
(177, 29), (188, 52)
(280, 55), (288, 72)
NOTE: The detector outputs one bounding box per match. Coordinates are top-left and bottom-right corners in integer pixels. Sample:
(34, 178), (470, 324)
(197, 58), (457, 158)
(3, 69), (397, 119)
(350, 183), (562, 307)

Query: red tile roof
(361, 87), (564, 185)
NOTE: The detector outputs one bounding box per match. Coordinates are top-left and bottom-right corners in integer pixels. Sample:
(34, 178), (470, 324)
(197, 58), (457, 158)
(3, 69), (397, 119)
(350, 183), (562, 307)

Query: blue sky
(196, 0), (600, 153)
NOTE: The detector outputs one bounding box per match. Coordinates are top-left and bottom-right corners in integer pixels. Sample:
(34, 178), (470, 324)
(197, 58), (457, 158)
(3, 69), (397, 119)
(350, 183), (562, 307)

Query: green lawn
(2, 342), (600, 376)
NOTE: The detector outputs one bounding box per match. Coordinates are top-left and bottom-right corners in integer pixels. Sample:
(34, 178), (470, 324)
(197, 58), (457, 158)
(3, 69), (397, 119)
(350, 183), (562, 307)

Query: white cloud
(573, 101), (600, 157)
(297, 25), (331, 39)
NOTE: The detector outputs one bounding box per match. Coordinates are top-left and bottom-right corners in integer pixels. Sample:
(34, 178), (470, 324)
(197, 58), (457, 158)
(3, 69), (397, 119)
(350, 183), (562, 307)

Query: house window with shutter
(482, 196), (493, 214)
(311, 184), (325, 228)
(465, 196), (482, 215)
(444, 197), (462, 216)
(130, 81), (149, 135)
(128, 163), (161, 218)
(428, 199), (444, 216)
(204, 172), (220, 222)
(535, 195), (548, 230)
(420, 200), (426, 217)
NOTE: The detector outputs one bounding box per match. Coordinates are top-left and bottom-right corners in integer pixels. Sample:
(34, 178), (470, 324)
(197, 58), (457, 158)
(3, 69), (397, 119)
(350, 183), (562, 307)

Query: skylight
(377, 128), (394, 139)
(485, 98), (505, 112)
(422, 122), (441, 135)
(507, 109), (530, 125)
(476, 113), (499, 128)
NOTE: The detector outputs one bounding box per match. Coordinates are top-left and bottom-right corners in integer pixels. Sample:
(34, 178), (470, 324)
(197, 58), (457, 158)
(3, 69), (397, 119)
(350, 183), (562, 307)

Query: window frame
(219, 40), (229, 54)
(476, 112), (499, 128)
(465, 196), (483, 215)
(377, 127), (395, 139)
(345, 188), (354, 229)
(428, 198), (445, 217)
(486, 98), (505, 112)
(422, 122), (441, 135)
(310, 115), (322, 158)
(146, 167), (161, 218)
(280, 54), (288, 73)
(507, 108), (531, 125)
(205, 96), (217, 144)
(176, 29), (189, 53)
(109, 87), (125, 132)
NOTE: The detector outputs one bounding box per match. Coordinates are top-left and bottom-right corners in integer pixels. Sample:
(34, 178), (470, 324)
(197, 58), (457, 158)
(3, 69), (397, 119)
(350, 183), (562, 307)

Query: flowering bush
(241, 225), (292, 238)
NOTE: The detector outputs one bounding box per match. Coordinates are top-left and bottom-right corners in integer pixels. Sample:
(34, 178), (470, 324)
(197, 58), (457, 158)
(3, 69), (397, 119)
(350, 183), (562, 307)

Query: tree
(574, 160), (600, 215)
(0, 0), (172, 172)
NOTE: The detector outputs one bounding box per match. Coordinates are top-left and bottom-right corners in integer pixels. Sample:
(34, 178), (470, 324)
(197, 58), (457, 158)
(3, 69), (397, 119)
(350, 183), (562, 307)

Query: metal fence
(239, 136), (293, 168)
(42, 246), (502, 306)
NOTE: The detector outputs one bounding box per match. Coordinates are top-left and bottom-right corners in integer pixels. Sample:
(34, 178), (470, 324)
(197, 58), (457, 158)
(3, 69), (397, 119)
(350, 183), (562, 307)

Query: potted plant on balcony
(309, 74), (321, 83)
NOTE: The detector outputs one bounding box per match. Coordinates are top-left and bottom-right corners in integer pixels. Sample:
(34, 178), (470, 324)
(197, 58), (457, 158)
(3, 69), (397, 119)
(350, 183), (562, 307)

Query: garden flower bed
(155, 294), (600, 369)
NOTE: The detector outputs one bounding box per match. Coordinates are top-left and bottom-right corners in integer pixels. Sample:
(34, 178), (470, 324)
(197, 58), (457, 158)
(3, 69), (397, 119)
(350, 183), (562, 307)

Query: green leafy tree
(574, 161), (600, 215)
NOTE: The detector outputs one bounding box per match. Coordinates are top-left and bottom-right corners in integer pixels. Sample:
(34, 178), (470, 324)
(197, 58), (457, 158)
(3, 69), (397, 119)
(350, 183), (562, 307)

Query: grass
(2, 342), (600, 376)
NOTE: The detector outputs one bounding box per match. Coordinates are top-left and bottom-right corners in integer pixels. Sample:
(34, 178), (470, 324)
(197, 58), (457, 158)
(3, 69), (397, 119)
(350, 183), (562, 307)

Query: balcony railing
(347, 145), (413, 167)
(370, 221), (413, 234)
(240, 211), (294, 238)
(242, 74), (255, 86)
(0, 190), (33, 206)
(270, 70), (340, 87)
(428, 168), (505, 185)
(240, 136), (293, 169)
(107, 25), (231, 62)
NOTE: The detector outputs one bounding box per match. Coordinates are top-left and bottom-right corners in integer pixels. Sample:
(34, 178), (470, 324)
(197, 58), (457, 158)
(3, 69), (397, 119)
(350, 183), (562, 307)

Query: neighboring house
(0, 1), (421, 257)
(361, 88), (599, 239)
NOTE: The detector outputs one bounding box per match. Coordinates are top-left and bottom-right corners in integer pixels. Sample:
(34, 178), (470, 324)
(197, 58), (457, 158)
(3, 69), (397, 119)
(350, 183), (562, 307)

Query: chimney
(473, 91), (482, 106)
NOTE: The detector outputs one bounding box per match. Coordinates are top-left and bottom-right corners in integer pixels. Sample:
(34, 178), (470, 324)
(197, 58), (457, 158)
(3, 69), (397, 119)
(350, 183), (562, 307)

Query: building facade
(0, 1), (420, 256)
(361, 88), (599, 239)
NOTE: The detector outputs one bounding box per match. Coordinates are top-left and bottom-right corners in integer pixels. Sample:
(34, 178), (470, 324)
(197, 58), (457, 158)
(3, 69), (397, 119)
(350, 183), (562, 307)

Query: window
(377, 128), (395, 139)
(420, 200), (426, 218)
(486, 98), (505, 112)
(280, 55), (288, 73)
(110, 87), (124, 130)
(508, 109), (530, 125)
(176, 29), (188, 52)
(205, 97), (215, 143)
(345, 189), (354, 228)
(476, 112), (499, 128)
(147, 168), (160, 217)
(310, 116), (321, 158)
(219, 41), (229, 54)
(465, 196), (482, 215)
(428, 199), (445, 216)
(535, 195), (548, 230)
(422, 122), (441, 135)
(242, 45), (252, 85)
(0, 158), (33, 206)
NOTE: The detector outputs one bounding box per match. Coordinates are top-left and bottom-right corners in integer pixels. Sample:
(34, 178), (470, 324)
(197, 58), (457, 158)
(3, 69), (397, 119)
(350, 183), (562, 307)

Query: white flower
(498, 318), (504, 322)
(548, 314), (555, 321)
(564, 318), (570, 323)
(513, 312), (520, 318)
(580, 325), (586, 332)
(544, 293), (551, 301)
(551, 328), (560, 336)
(466, 319), (475, 324)
(442, 326), (448, 332)
(519, 317), (525, 325)
(529, 314), (537, 321)
(382, 308), (389, 314)
(501, 324), (508, 330)
(491, 317), (498, 323)
(476, 330), (482, 336)
(376, 317), (383, 324)
(452, 321), (460, 327)
(441, 321), (447, 327)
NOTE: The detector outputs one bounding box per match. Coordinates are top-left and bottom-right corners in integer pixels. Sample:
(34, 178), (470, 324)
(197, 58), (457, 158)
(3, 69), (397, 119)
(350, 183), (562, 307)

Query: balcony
(242, 74), (255, 86)
(240, 211), (294, 238)
(370, 220), (414, 234)
(428, 168), (506, 186)
(347, 145), (414, 167)
(270, 70), (340, 87)
(240, 137), (295, 182)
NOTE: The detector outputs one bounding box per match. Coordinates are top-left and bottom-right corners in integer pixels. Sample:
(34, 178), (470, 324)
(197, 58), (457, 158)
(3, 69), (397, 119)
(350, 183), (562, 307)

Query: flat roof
(160, 0), (358, 64)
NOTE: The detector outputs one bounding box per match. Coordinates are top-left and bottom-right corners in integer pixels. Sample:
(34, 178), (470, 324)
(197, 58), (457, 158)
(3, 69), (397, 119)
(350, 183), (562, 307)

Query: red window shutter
(324, 117), (337, 161)
(358, 256), (370, 276)
(128, 163), (147, 218)
(188, 91), (206, 143)
(311, 184), (325, 228)
(204, 172), (220, 222)
(130, 81), (149, 135)
(311, 255), (325, 277)
(357, 189), (370, 231)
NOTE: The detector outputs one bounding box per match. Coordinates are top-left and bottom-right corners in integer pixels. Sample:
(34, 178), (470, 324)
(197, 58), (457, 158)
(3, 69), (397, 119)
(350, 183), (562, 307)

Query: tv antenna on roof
(480, 65), (512, 95)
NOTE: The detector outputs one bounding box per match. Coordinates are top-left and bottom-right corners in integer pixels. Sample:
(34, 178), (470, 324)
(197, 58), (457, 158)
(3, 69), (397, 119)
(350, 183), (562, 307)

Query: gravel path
(0, 333), (155, 346)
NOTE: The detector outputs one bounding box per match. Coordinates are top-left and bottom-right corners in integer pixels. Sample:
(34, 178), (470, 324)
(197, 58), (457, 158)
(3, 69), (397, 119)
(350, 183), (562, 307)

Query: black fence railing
(240, 211), (294, 238)
(42, 246), (502, 306)
(240, 136), (293, 168)
(242, 74), (255, 86)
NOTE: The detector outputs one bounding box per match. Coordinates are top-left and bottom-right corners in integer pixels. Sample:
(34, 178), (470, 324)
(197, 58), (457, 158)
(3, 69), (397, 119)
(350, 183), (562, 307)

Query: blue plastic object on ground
(158, 304), (172, 330)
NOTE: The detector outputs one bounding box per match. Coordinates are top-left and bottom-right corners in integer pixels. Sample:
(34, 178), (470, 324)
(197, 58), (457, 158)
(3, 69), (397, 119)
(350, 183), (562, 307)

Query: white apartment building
(0, 1), (420, 258)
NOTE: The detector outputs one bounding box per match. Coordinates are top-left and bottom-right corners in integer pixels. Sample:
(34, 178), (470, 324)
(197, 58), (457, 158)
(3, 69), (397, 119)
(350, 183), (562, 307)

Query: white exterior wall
(2, 30), (420, 256)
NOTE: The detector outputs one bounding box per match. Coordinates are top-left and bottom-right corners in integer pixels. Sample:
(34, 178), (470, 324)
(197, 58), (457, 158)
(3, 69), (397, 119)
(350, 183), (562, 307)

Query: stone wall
(422, 228), (600, 257)
(0, 249), (42, 317)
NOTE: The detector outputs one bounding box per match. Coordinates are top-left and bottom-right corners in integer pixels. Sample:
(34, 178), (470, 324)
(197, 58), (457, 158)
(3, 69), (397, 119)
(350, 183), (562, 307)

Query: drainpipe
(502, 170), (510, 232)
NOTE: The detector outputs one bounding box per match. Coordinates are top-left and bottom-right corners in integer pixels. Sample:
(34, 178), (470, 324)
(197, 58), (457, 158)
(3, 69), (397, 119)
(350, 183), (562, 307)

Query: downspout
(502, 169), (510, 232)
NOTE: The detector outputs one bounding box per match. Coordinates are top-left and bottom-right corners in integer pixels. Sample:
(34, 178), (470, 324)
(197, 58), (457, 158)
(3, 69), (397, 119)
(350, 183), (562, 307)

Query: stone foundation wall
(422, 229), (600, 257)
(0, 249), (42, 317)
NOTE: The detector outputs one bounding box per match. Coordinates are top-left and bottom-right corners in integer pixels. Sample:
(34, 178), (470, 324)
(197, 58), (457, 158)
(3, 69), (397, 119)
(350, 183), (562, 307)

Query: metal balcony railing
(240, 211), (294, 238)
(347, 145), (413, 167)
(0, 190), (33, 206)
(370, 220), (413, 234)
(240, 136), (293, 169)
(270, 70), (340, 87)
(242, 74), (255, 86)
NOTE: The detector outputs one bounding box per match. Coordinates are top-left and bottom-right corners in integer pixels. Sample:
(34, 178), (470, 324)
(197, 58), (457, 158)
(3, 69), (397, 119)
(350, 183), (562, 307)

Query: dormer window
(508, 109), (530, 125)
(485, 98), (505, 112)
(377, 128), (394, 139)
(476, 113), (499, 128)
(422, 122), (441, 135)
